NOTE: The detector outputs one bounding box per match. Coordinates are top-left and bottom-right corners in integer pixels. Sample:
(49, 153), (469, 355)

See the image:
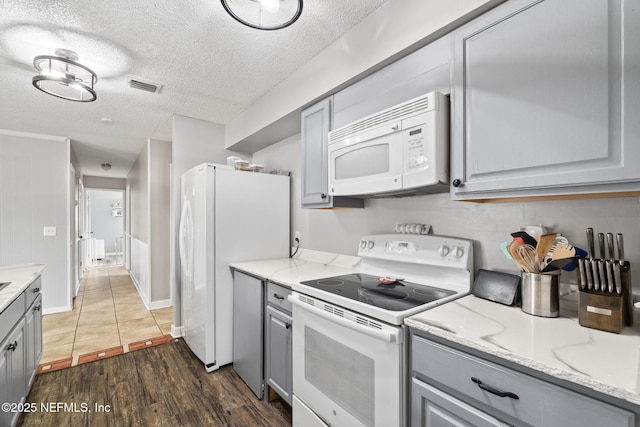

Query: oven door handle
(288, 295), (402, 344)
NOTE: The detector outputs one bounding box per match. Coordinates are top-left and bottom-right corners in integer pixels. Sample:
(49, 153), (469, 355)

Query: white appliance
(327, 91), (449, 198)
(289, 234), (473, 427)
(179, 163), (290, 372)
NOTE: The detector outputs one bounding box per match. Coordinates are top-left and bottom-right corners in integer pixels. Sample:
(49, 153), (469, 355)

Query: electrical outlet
(295, 231), (301, 241)
(43, 226), (57, 236)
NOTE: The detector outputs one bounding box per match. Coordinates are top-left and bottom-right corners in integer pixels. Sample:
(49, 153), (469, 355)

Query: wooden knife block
(578, 263), (632, 334)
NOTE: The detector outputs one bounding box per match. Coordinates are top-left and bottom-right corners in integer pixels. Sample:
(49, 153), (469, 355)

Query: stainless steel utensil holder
(521, 273), (559, 318)
(578, 262), (632, 334)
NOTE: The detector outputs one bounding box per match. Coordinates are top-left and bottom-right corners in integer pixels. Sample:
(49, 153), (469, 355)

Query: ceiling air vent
(128, 79), (163, 94)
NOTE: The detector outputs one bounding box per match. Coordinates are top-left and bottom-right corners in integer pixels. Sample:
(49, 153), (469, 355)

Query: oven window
(305, 327), (375, 426)
(335, 144), (389, 180)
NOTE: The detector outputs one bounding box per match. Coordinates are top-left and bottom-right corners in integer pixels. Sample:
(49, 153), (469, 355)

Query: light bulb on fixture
(32, 48), (98, 102)
(221, 0), (302, 30)
(258, 0), (280, 13)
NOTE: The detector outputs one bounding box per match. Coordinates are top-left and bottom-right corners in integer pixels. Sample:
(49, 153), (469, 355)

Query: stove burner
(316, 279), (344, 286)
(359, 288), (408, 300)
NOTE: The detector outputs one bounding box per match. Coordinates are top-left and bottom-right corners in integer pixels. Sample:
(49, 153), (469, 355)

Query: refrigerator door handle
(179, 201), (193, 279)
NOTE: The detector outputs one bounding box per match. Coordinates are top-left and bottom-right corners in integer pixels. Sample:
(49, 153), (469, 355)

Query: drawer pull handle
(273, 293), (285, 300)
(7, 341), (18, 352)
(471, 377), (519, 400)
(285, 323), (291, 330)
(33, 287), (40, 292)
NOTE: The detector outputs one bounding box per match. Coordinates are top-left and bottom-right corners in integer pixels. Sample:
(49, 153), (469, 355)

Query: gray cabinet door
(0, 319), (26, 427)
(232, 271), (264, 399)
(301, 98), (363, 209)
(25, 295), (42, 388)
(451, 0), (640, 199)
(301, 98), (332, 207)
(411, 378), (507, 427)
(266, 305), (292, 404)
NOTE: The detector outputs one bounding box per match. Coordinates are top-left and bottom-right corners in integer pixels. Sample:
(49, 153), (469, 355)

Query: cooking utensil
(507, 240), (531, 273)
(598, 260), (606, 292)
(535, 233), (556, 270)
(510, 231), (538, 248)
(541, 257), (577, 273)
(518, 244), (540, 274)
(551, 243), (575, 260)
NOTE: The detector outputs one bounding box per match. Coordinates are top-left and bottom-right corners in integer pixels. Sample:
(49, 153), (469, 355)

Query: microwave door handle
(288, 295), (402, 344)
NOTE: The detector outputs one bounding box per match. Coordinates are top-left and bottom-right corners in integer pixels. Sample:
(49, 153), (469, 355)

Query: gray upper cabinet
(301, 98), (363, 209)
(450, 0), (640, 200)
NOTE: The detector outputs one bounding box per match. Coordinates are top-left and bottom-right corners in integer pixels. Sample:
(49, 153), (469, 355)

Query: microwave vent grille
(329, 94), (432, 144)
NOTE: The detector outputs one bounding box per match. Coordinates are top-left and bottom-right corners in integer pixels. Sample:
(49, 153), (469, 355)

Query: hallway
(39, 265), (173, 373)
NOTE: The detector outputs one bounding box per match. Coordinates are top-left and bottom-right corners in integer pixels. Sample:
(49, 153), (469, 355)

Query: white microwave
(328, 91), (449, 197)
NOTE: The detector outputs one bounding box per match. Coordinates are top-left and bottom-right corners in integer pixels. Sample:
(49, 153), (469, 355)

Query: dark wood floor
(19, 339), (292, 427)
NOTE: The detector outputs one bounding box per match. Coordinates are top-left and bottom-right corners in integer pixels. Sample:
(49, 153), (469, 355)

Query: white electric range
(288, 234), (474, 427)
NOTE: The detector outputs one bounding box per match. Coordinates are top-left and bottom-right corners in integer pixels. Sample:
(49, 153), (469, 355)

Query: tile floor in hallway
(38, 264), (173, 373)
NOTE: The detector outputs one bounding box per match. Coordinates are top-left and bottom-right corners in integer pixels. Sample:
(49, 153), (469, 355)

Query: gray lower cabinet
(450, 0), (640, 200)
(301, 98), (363, 209)
(410, 331), (636, 427)
(0, 277), (42, 427)
(265, 305), (292, 404)
(232, 271), (264, 399)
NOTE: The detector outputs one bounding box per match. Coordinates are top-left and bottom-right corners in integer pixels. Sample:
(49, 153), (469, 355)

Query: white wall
(252, 136), (640, 293)
(0, 130), (71, 312)
(88, 190), (123, 254)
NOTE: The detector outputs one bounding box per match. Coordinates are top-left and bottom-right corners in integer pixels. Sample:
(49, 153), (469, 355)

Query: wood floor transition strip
(36, 334), (175, 374)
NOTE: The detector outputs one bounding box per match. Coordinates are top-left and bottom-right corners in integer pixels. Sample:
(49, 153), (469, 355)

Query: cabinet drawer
(267, 282), (291, 313)
(0, 293), (26, 341)
(412, 336), (634, 427)
(25, 277), (42, 309)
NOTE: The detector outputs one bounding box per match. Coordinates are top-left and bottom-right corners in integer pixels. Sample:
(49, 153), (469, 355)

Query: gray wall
(0, 131), (71, 312)
(252, 135), (640, 292)
(83, 176), (126, 190)
(88, 190), (123, 254)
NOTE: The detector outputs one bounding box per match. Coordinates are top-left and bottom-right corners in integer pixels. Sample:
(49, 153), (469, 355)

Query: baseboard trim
(171, 325), (184, 338)
(43, 304), (73, 315)
(129, 271), (171, 311)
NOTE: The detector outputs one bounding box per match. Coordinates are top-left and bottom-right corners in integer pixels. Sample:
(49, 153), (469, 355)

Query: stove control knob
(367, 240), (375, 250)
(360, 240), (367, 250)
(453, 246), (465, 258)
(437, 245), (450, 256)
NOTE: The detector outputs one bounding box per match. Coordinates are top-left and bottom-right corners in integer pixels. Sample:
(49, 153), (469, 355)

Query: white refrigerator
(179, 163), (290, 372)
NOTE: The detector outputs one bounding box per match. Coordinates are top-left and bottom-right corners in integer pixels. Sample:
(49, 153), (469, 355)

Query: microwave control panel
(405, 125), (428, 171)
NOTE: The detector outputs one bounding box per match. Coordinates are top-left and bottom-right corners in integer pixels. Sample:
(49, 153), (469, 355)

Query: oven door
(289, 292), (403, 427)
(328, 123), (403, 196)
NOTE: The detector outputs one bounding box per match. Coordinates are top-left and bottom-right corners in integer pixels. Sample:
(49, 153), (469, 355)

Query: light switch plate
(43, 226), (57, 236)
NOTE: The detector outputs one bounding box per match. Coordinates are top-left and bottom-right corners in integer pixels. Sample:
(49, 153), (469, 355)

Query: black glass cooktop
(300, 273), (455, 311)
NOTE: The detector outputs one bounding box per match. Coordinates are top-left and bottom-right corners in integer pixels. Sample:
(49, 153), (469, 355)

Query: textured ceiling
(0, 0), (388, 177)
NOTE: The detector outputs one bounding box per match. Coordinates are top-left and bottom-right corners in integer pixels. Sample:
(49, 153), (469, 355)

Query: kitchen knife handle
(614, 263), (623, 295)
(578, 259), (587, 290)
(471, 377), (519, 400)
(605, 260), (614, 293)
(597, 233), (605, 259)
(617, 233), (625, 266)
(586, 228), (595, 258)
(598, 260), (606, 292)
(606, 233), (615, 260)
(591, 259), (600, 291)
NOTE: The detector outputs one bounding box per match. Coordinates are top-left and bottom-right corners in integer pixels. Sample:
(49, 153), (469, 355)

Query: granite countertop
(230, 248), (361, 289)
(0, 263), (47, 312)
(406, 288), (640, 406)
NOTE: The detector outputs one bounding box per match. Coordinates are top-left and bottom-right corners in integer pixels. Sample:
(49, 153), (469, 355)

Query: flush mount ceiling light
(101, 162), (112, 171)
(221, 0), (303, 30)
(32, 48), (98, 102)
